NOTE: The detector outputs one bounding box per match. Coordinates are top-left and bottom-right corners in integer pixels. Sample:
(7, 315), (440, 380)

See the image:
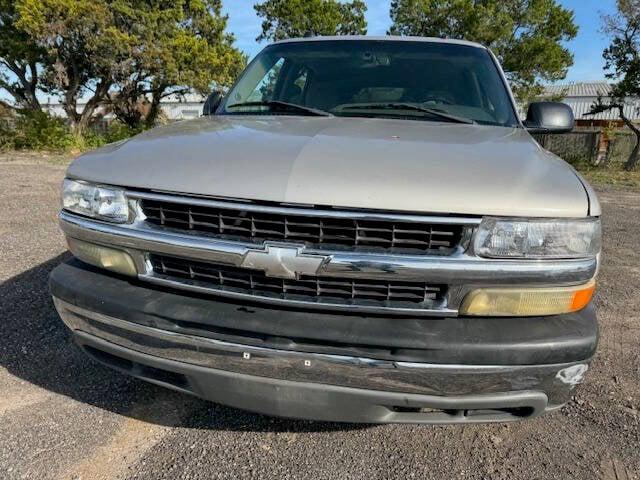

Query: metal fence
(534, 129), (639, 165)
(533, 130), (600, 164)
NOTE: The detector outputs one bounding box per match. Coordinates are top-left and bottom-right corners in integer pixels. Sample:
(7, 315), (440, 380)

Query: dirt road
(1, 157), (638, 480)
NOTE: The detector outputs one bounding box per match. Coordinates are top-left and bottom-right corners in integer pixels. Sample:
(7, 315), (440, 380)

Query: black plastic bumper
(50, 259), (598, 366)
(73, 331), (551, 424)
(50, 259), (599, 423)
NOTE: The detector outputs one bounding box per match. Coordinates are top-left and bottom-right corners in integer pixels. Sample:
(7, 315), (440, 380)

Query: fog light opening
(66, 237), (138, 277)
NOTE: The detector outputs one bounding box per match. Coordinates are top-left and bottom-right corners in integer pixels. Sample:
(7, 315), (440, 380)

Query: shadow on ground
(0, 255), (368, 433)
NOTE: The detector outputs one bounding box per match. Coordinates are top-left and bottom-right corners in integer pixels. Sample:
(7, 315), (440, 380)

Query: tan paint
(68, 115), (593, 218)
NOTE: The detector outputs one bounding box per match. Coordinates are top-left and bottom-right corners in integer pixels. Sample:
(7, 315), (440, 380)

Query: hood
(68, 116), (589, 217)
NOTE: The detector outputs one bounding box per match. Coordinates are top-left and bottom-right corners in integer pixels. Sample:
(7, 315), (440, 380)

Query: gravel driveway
(1, 156), (638, 480)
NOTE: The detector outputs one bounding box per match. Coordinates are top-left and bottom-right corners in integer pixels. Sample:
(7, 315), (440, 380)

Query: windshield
(222, 40), (518, 127)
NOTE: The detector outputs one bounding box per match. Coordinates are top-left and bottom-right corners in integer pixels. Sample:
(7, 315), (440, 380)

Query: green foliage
(6, 0), (244, 132)
(119, 0), (247, 128)
(602, 0), (640, 99)
(69, 121), (143, 150)
(0, 0), (47, 110)
(588, 0), (640, 170)
(573, 157), (640, 188)
(156, 1), (247, 92)
(102, 121), (145, 144)
(254, 0), (367, 41)
(0, 105), (12, 150)
(11, 110), (77, 151)
(0, 108), (144, 152)
(388, 0), (578, 102)
(15, 0), (135, 131)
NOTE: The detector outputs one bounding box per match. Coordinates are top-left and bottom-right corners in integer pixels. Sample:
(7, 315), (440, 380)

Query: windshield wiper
(337, 103), (476, 124)
(226, 100), (333, 117)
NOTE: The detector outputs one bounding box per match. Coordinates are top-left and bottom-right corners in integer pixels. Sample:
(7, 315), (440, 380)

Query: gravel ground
(0, 154), (638, 480)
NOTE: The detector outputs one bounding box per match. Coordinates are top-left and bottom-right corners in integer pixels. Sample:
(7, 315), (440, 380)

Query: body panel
(50, 260), (596, 422)
(272, 35), (488, 50)
(50, 260), (599, 367)
(68, 116), (590, 217)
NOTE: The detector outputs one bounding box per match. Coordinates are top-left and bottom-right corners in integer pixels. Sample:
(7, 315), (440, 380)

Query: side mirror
(203, 91), (223, 116)
(524, 102), (574, 134)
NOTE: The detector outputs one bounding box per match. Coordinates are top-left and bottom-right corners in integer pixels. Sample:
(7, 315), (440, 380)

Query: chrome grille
(140, 199), (464, 254)
(149, 254), (447, 310)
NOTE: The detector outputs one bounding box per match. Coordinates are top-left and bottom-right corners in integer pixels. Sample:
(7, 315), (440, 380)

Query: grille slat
(149, 255), (447, 309)
(141, 199), (464, 254)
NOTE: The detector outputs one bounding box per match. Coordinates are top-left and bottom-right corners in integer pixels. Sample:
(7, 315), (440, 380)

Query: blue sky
(223, 0), (618, 83)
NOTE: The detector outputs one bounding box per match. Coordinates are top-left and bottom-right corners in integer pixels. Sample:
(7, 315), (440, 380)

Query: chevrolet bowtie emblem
(240, 243), (331, 279)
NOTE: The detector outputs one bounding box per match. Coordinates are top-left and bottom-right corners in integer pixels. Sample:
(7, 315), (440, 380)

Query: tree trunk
(23, 62), (41, 111)
(0, 61), (42, 112)
(66, 80), (112, 135)
(627, 132), (640, 171)
(619, 106), (640, 170)
(109, 81), (146, 129)
(23, 96), (41, 112)
(112, 99), (144, 129)
(74, 111), (93, 136)
(63, 75), (82, 133)
(145, 86), (167, 128)
(63, 102), (82, 134)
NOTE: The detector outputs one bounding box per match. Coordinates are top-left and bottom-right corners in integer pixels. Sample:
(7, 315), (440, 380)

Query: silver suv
(50, 37), (601, 424)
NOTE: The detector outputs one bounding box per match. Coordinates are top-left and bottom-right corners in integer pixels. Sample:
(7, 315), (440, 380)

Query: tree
(0, 0), (48, 111)
(388, 0), (578, 102)
(587, 0), (640, 170)
(14, 0), (245, 133)
(108, 0), (246, 128)
(254, 0), (367, 42)
(15, 0), (140, 133)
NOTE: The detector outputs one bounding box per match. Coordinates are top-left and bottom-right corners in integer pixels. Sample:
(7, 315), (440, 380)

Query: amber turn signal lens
(570, 282), (596, 312)
(460, 281), (596, 317)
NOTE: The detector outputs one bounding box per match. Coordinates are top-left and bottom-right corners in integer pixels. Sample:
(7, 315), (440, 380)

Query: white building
(41, 92), (207, 121)
(542, 82), (640, 123)
(155, 93), (207, 120)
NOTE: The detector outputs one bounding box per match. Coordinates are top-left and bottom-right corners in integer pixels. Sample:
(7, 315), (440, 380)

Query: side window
(294, 69), (308, 91)
(246, 57), (285, 102)
(475, 66), (510, 123)
(282, 67), (309, 104)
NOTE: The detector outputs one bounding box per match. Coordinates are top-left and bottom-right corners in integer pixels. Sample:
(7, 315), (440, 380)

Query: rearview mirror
(524, 102), (574, 134)
(203, 91), (223, 116)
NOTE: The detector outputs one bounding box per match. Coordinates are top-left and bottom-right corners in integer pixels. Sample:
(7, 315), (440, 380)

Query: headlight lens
(474, 217), (601, 259)
(62, 179), (129, 223)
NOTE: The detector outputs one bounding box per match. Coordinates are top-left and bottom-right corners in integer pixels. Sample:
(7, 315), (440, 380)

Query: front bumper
(59, 209), (599, 317)
(50, 260), (598, 424)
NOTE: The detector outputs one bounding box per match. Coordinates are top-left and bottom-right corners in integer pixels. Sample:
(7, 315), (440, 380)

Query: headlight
(62, 179), (129, 223)
(474, 217), (601, 259)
